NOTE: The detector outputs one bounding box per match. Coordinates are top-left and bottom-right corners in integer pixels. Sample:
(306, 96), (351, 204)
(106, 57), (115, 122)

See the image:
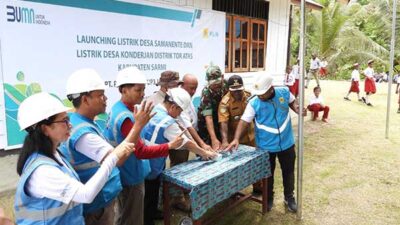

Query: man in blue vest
(142, 87), (217, 225)
(228, 73), (305, 213)
(61, 68), (152, 225)
(103, 67), (183, 225)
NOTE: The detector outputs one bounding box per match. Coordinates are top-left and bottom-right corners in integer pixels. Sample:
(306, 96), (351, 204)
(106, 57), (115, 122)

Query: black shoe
(344, 97), (351, 101)
(397, 108), (400, 113)
(267, 198), (274, 211)
(367, 103), (373, 107)
(361, 97), (366, 104)
(284, 196), (297, 213)
(358, 99), (363, 102)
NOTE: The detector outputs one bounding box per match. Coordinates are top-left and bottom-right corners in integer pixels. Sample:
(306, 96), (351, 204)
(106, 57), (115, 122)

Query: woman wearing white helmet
(141, 87), (218, 225)
(14, 92), (139, 225)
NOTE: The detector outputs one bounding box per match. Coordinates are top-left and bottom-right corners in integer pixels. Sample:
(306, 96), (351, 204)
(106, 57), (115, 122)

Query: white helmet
(18, 92), (70, 130)
(116, 67), (147, 86)
(167, 88), (191, 110)
(66, 68), (105, 97)
(252, 73), (273, 96)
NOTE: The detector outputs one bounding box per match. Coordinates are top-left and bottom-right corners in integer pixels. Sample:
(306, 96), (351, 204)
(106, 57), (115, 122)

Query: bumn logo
(6, 5), (35, 23)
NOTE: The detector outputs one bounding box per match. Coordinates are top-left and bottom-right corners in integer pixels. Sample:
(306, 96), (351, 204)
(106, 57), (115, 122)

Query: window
(213, 0), (268, 72)
(251, 19), (266, 70)
(225, 16), (267, 72)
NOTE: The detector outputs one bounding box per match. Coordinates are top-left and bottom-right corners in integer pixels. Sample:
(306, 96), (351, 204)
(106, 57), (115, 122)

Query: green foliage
(290, 0), (399, 80)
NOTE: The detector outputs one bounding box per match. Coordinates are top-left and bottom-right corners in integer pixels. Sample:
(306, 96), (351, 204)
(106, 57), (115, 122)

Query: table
(162, 145), (271, 225)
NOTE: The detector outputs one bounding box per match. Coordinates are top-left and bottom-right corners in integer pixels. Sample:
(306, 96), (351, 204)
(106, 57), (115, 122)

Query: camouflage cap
(157, 70), (182, 86)
(206, 65), (222, 84)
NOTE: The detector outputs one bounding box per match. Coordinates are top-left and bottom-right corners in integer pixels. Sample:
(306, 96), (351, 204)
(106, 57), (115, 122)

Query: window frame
(225, 16), (232, 72)
(225, 15), (267, 73)
(250, 18), (267, 72)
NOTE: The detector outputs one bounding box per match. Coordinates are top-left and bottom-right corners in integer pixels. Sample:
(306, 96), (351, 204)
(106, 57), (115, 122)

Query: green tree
(290, 0), (398, 79)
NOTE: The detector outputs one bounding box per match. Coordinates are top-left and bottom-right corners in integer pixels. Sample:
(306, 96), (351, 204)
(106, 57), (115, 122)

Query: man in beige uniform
(219, 75), (262, 195)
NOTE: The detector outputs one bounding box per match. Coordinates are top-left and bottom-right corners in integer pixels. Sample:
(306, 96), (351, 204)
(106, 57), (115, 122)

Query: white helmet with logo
(116, 67), (147, 87)
(167, 88), (191, 110)
(66, 68), (105, 97)
(18, 92), (70, 130)
(252, 73), (273, 96)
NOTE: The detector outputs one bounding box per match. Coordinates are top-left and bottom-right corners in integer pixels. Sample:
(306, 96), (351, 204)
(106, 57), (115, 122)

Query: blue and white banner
(0, 0), (225, 148)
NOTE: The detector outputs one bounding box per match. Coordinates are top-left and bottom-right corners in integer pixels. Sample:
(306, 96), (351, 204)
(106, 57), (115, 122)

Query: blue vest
(250, 87), (295, 152)
(14, 153), (84, 225)
(59, 112), (122, 213)
(142, 105), (175, 180)
(103, 100), (150, 186)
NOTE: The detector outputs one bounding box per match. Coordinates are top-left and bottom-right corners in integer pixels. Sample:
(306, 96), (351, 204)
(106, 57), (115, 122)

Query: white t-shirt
(75, 133), (113, 163)
(180, 101), (198, 130)
(364, 67), (374, 79)
(241, 91), (296, 123)
(26, 151), (118, 204)
(310, 58), (320, 70)
(351, 69), (360, 81)
(309, 95), (324, 106)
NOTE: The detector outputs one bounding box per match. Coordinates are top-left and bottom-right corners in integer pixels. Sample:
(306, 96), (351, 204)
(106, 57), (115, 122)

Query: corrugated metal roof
(291, 0), (324, 10)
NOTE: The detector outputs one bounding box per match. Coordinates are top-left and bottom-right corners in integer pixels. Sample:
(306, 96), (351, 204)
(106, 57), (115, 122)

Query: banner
(0, 0), (225, 148)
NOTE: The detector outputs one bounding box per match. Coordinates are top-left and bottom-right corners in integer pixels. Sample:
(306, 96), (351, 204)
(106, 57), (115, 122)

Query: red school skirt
(364, 78), (376, 94)
(349, 81), (359, 93)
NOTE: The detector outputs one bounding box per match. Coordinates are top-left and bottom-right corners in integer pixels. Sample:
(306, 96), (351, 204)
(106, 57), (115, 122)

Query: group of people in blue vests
(14, 65), (305, 225)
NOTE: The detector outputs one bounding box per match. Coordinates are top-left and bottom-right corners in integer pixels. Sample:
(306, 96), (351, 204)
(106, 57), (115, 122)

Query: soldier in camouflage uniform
(197, 65), (228, 150)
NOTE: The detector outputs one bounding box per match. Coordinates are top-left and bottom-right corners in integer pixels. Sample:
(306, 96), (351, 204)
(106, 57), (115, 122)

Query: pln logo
(6, 5), (35, 23)
(6, 5), (50, 25)
(202, 28), (219, 39)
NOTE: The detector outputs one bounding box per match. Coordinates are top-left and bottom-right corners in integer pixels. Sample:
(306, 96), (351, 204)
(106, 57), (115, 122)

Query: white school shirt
(309, 95), (324, 106)
(364, 67), (374, 79)
(292, 64), (300, 79)
(284, 72), (295, 86)
(310, 58), (320, 70)
(320, 60), (328, 68)
(351, 69), (360, 81)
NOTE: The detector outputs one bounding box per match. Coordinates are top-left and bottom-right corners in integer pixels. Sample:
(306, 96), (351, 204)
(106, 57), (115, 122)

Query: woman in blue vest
(142, 87), (217, 225)
(14, 92), (136, 225)
(228, 74), (306, 213)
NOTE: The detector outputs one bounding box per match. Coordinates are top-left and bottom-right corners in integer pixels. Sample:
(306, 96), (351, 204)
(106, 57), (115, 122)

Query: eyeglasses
(50, 119), (70, 126)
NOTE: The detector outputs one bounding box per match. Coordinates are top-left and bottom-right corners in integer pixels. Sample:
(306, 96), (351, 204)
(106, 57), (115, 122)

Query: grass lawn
(1, 80), (400, 224)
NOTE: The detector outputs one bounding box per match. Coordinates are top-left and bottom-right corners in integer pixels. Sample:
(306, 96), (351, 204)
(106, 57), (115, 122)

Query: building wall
(227, 0), (291, 87)
(265, 0), (291, 84)
(122, 0), (291, 87)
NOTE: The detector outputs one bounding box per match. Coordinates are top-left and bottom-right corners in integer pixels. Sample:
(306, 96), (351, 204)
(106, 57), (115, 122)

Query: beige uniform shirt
(146, 90), (166, 106)
(218, 90), (255, 146)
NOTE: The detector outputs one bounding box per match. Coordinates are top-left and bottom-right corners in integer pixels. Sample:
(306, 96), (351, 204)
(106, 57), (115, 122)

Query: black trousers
(144, 176), (161, 225)
(268, 145), (296, 199)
